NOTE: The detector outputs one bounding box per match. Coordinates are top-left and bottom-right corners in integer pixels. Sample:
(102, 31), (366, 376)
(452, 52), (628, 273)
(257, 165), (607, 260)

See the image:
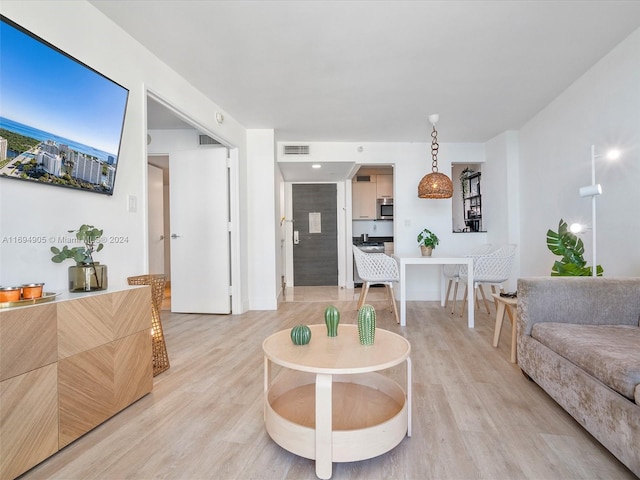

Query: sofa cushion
(531, 323), (640, 400)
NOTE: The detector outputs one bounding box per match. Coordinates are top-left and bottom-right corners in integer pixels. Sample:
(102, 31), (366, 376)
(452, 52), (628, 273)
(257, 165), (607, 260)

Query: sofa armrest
(517, 277), (640, 336)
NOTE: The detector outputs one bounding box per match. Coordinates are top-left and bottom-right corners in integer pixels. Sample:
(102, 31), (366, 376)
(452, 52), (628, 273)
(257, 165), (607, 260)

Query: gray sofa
(517, 277), (640, 476)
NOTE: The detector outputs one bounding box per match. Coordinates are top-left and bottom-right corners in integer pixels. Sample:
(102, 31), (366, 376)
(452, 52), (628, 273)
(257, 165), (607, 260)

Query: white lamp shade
(579, 184), (602, 197)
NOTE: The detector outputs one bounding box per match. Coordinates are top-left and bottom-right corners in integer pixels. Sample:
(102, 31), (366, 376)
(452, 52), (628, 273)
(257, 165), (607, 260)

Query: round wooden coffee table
(262, 324), (411, 479)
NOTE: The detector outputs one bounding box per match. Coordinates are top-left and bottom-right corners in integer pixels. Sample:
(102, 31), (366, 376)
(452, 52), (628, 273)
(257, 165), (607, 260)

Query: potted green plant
(459, 167), (475, 200)
(546, 218), (603, 276)
(50, 224), (108, 291)
(417, 228), (439, 256)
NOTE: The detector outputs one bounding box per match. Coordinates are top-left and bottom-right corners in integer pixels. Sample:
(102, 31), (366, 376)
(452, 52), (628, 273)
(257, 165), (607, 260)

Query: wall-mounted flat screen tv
(0, 15), (128, 195)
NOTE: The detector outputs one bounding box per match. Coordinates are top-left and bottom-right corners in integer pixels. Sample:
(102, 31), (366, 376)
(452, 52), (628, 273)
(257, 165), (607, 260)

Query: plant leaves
(547, 218), (602, 276)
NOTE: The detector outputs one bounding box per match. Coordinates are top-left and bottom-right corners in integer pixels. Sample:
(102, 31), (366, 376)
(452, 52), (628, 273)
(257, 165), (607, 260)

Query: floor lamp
(576, 145), (621, 277)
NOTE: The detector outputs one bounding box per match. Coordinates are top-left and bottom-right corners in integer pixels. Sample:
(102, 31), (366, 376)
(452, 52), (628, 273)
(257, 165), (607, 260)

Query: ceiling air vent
(283, 145), (310, 155)
(199, 134), (221, 146)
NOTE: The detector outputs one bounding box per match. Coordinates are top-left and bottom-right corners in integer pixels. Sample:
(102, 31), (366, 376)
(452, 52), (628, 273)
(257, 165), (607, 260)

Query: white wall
(278, 141), (491, 299)
(518, 27), (640, 278)
(246, 129), (278, 309)
(352, 220), (394, 238)
(276, 163), (286, 296)
(483, 131), (521, 291)
(0, 2), (247, 299)
(147, 163), (164, 275)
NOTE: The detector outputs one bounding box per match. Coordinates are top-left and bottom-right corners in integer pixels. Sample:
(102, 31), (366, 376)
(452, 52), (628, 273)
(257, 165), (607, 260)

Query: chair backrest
(471, 243), (497, 256)
(472, 244), (518, 283)
(450, 244), (495, 277)
(352, 245), (399, 282)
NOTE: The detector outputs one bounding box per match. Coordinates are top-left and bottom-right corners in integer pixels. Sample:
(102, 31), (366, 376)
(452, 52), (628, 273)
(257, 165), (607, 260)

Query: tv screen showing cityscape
(0, 15), (129, 195)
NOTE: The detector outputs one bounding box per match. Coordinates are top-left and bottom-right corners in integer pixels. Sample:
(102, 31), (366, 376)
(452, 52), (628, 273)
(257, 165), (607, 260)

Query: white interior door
(169, 146), (230, 313)
(147, 163), (165, 275)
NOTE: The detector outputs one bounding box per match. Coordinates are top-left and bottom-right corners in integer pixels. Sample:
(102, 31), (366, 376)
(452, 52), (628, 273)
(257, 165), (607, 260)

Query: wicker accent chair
(443, 244), (494, 315)
(459, 244), (518, 317)
(352, 245), (400, 324)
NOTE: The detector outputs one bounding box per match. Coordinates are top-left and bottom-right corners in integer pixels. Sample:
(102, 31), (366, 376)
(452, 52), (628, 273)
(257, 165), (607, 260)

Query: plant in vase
(459, 167), (475, 201)
(50, 224), (108, 291)
(546, 218), (603, 276)
(417, 228), (439, 256)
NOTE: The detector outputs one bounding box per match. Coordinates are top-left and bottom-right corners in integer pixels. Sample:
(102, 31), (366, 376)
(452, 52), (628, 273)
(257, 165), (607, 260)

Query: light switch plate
(127, 194), (137, 213)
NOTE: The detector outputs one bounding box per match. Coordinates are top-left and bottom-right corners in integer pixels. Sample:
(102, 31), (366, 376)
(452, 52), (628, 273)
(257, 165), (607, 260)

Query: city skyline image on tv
(0, 15), (129, 195)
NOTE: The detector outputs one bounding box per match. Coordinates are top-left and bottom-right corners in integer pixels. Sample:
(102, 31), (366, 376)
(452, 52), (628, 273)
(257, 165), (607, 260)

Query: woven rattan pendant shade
(418, 117), (453, 199)
(418, 171), (453, 198)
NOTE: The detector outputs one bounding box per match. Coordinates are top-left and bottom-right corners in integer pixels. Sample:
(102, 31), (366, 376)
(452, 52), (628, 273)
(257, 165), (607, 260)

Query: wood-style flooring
(20, 287), (635, 479)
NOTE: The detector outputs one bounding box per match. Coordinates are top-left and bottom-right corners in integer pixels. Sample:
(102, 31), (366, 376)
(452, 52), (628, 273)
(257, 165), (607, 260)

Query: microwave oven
(377, 198), (393, 219)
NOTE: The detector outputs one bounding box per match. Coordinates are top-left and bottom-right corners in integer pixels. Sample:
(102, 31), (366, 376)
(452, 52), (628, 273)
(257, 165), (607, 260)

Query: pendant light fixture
(418, 114), (453, 199)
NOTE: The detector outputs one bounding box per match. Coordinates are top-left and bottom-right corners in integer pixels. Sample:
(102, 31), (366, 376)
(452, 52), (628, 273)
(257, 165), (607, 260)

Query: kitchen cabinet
(352, 181), (377, 219)
(376, 174), (393, 198)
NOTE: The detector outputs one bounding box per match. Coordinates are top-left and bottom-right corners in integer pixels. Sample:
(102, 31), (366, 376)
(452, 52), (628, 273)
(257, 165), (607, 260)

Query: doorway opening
(146, 93), (237, 314)
(147, 156), (171, 309)
(452, 163), (482, 233)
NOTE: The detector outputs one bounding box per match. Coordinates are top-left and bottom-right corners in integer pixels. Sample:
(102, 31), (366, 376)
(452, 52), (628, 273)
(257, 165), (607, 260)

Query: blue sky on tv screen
(0, 18), (128, 156)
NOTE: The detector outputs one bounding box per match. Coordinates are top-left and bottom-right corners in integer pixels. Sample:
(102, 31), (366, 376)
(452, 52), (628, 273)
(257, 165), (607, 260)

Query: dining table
(395, 255), (475, 328)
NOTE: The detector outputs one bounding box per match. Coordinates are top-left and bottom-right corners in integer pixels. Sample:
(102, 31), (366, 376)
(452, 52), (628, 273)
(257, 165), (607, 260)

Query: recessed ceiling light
(312, 164), (321, 169)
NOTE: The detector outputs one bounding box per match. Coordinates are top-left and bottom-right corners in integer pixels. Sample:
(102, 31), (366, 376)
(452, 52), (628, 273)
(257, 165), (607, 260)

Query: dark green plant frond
(547, 218), (602, 276)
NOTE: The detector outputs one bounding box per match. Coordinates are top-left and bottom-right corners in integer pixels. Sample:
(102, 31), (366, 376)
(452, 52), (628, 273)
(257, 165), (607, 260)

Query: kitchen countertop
(353, 236), (393, 246)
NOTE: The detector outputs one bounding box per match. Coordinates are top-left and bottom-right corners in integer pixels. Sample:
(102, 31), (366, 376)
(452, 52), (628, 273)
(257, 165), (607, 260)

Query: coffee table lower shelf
(265, 371), (408, 464)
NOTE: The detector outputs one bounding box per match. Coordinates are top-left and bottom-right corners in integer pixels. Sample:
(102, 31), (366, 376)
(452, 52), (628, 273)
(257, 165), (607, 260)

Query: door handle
(293, 230), (299, 245)
(170, 234), (181, 239)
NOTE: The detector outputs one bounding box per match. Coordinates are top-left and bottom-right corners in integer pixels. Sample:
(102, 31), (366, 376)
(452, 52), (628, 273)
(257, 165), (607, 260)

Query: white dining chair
(459, 244), (518, 317)
(443, 244), (494, 315)
(352, 245), (400, 324)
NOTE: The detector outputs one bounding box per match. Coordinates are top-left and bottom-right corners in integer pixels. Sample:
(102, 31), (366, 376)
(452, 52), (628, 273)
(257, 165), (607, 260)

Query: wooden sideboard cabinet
(0, 286), (153, 480)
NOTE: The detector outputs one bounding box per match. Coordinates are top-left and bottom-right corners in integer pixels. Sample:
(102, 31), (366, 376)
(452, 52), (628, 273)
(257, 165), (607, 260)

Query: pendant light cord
(431, 126), (440, 173)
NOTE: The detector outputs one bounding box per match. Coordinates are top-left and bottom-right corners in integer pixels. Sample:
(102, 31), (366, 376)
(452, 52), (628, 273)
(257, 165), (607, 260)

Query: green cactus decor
(290, 325), (312, 345)
(324, 305), (340, 337)
(357, 304), (376, 345)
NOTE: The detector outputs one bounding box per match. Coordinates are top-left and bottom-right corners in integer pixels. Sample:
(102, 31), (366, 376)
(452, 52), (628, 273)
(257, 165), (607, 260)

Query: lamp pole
(578, 145), (619, 276)
(590, 144), (597, 277)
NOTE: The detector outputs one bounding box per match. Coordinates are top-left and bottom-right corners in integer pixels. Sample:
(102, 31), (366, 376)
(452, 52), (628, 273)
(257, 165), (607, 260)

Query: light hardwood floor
(21, 287), (635, 479)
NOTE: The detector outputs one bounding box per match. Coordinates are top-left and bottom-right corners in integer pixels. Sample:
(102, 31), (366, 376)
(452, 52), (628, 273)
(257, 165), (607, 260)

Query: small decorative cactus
(357, 304), (376, 345)
(324, 305), (340, 337)
(290, 324), (312, 345)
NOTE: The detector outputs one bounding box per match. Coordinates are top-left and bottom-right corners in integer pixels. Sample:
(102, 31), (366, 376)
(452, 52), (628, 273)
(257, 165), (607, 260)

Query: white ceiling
(277, 160), (359, 183)
(146, 98), (192, 130)
(91, 0), (640, 144)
